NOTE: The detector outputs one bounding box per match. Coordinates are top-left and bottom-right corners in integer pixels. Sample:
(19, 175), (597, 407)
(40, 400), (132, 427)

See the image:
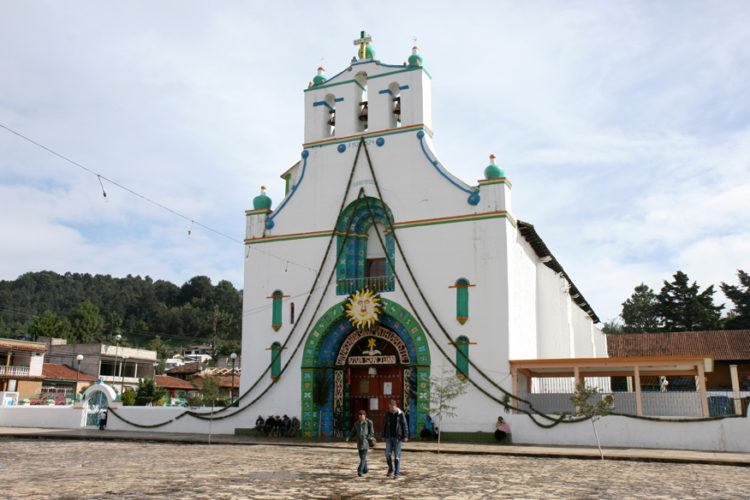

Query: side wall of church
(508, 233), (539, 360)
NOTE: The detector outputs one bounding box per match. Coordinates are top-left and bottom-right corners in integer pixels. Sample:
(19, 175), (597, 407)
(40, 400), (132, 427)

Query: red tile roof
(193, 373), (239, 388)
(607, 329), (750, 361)
(42, 363), (97, 382)
(0, 338), (47, 352)
(215, 375), (240, 389)
(154, 375), (196, 390)
(166, 362), (204, 375)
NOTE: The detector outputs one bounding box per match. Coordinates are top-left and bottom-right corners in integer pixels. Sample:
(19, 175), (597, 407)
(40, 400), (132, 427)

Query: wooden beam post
(511, 367), (519, 414)
(697, 362), (709, 417)
(730, 364), (741, 416)
(634, 366), (643, 417)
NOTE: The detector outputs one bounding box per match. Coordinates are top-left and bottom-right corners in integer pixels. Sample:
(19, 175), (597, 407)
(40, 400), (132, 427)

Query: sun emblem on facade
(345, 289), (381, 329)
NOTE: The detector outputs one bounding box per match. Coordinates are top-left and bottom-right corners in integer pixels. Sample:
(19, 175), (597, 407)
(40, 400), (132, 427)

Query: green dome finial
(408, 46), (423, 67)
(365, 43), (375, 60)
(484, 154), (505, 179)
(312, 66), (327, 86)
(253, 185), (272, 210)
(354, 30), (374, 60)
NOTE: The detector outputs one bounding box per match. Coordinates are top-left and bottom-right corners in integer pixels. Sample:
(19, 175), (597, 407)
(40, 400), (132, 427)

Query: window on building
(335, 198), (395, 295)
(271, 342), (282, 380)
(100, 359), (117, 376)
(455, 336), (470, 380)
(454, 278), (471, 324)
(325, 94), (336, 137)
(356, 72), (368, 132)
(271, 290), (284, 331)
(388, 82), (401, 128)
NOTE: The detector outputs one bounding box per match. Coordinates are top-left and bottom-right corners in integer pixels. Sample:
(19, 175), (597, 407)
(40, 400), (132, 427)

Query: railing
(0, 365), (30, 376)
(517, 390), (750, 417)
(337, 275), (394, 295)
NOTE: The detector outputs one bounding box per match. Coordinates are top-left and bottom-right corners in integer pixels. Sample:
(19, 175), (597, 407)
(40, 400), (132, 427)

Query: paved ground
(2, 427), (750, 466)
(1, 438), (749, 499)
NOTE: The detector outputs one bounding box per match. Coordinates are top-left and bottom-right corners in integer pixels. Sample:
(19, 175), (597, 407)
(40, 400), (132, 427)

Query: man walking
(383, 399), (408, 478)
(346, 410), (375, 477)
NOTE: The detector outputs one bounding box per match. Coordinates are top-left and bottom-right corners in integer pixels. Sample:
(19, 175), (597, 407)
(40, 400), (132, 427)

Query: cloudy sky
(2, 1), (749, 322)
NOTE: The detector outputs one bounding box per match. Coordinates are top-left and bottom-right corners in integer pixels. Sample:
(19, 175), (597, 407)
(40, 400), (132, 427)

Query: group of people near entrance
(255, 414), (300, 437)
(346, 399), (408, 478)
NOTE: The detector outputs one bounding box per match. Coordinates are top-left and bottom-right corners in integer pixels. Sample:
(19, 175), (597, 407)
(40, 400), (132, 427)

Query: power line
(0, 123), (318, 274)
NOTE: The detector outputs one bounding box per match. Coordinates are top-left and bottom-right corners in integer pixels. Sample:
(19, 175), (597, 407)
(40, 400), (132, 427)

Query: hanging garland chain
(110, 139), (369, 428)
(109, 137), (738, 429)
(359, 140), (736, 427)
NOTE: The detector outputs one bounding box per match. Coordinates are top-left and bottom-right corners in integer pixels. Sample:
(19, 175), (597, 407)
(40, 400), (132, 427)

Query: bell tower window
(355, 72), (368, 132)
(325, 94), (336, 137)
(388, 82), (401, 129)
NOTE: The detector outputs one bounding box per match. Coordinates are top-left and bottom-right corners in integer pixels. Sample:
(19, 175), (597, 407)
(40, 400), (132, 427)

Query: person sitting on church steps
(346, 410), (375, 477)
(383, 400), (409, 478)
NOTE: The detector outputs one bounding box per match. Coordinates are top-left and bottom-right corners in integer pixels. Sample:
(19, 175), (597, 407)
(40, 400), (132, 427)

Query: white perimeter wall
(1, 406), (749, 453)
(0, 406), (86, 428)
(495, 413), (750, 453)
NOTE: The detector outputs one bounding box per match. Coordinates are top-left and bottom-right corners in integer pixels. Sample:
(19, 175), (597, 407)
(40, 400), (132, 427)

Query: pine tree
(68, 300), (104, 343)
(657, 271), (723, 331)
(25, 310), (72, 340)
(620, 284), (660, 332)
(720, 269), (750, 329)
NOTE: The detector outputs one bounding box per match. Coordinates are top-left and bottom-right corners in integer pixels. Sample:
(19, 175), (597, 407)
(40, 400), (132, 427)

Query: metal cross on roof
(353, 30), (372, 60)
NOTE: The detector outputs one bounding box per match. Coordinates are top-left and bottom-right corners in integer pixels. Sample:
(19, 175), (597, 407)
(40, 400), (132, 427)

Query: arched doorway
(82, 382), (116, 428)
(301, 298), (430, 438)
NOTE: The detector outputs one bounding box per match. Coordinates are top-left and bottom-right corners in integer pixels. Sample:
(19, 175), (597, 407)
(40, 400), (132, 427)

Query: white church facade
(240, 32), (606, 437)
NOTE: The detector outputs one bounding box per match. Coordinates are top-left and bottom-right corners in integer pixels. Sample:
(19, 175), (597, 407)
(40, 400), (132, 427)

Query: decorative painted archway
(82, 381), (116, 427)
(301, 298), (430, 438)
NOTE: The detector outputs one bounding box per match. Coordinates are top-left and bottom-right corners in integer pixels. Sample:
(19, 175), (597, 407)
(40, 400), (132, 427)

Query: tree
(104, 312), (124, 341)
(657, 271), (723, 331)
(0, 271), (242, 350)
(68, 300), (104, 343)
(430, 365), (468, 452)
(121, 387), (136, 406)
(134, 377), (167, 406)
(600, 319), (623, 334)
(25, 310), (71, 341)
(570, 382), (614, 459)
(620, 284), (660, 332)
(721, 270), (750, 329)
(201, 375), (221, 406)
(146, 335), (170, 360)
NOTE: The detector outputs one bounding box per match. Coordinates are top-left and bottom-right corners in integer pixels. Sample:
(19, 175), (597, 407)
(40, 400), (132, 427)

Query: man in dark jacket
(382, 400), (408, 478)
(346, 410), (375, 477)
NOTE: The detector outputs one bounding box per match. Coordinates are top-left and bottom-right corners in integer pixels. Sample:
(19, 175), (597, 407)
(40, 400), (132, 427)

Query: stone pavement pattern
(1, 439), (748, 499)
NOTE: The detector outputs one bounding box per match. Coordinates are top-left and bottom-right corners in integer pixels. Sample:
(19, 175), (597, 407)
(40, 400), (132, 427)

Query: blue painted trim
(266, 150), (309, 229)
(379, 85), (410, 95)
(416, 131), (480, 204)
(313, 101), (334, 110)
(334, 97), (344, 102)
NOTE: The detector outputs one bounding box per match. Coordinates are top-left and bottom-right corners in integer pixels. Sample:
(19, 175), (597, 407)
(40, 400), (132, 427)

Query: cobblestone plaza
(1, 439), (748, 498)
